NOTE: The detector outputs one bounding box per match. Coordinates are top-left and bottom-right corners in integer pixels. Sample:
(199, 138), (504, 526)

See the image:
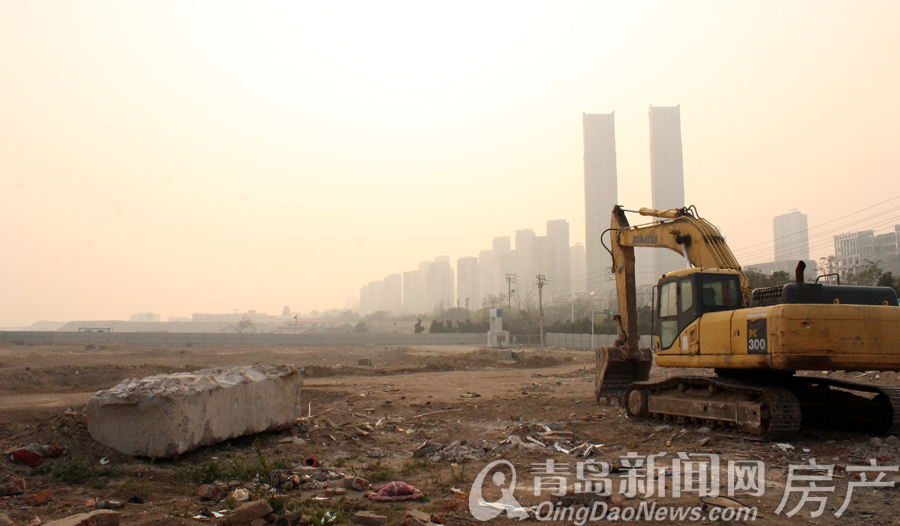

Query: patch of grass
(282, 496), (357, 526)
(268, 495), (289, 515)
(448, 464), (468, 486)
(365, 459), (396, 483)
(180, 441), (280, 485)
(400, 455), (431, 475)
(51, 458), (124, 484)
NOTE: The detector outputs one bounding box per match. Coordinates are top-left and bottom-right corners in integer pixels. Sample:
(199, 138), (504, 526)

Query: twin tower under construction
(583, 106), (687, 295)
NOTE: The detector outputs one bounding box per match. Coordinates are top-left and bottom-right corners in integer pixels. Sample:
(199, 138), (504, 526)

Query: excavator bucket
(595, 345), (652, 405)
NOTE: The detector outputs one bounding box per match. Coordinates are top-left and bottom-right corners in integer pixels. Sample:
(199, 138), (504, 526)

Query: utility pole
(537, 274), (546, 351)
(505, 273), (515, 311)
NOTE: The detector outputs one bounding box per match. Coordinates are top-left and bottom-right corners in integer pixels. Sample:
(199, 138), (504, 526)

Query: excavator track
(790, 376), (900, 435)
(624, 376), (802, 440)
(623, 375), (900, 439)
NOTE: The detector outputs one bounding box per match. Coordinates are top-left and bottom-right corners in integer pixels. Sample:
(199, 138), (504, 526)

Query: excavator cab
(655, 269), (743, 352)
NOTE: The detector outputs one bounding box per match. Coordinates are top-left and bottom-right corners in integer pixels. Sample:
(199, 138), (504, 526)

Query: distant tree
(428, 320), (443, 333)
(747, 269), (795, 289)
(876, 271), (900, 294)
(339, 310), (360, 323)
(353, 321), (368, 333)
(844, 263), (883, 287)
(236, 316), (256, 333)
(413, 319), (425, 334)
(480, 293), (507, 310)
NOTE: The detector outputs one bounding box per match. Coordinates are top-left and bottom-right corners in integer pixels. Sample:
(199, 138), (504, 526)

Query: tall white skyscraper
(583, 112), (618, 294)
(649, 105), (687, 281)
(774, 209), (810, 262)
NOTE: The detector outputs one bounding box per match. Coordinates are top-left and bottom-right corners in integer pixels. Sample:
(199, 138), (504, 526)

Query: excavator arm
(595, 205), (749, 403)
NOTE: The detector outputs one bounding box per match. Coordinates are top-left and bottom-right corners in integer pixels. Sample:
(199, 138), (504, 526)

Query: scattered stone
(0, 512), (14, 526)
(871, 437), (884, 448)
(353, 512), (386, 526)
(403, 510), (430, 526)
(198, 484), (224, 501)
(224, 500), (273, 526)
(344, 477), (370, 491)
(0, 477), (25, 496)
(886, 436), (900, 447)
(27, 491), (53, 506)
(43, 510), (119, 526)
(96, 501), (122, 510)
(511, 351), (525, 361)
(86, 365), (303, 458)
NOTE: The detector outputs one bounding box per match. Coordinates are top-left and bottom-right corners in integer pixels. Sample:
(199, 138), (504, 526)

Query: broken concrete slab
(44, 510), (119, 526)
(86, 365), (302, 458)
(223, 500), (273, 526)
(353, 512), (386, 526)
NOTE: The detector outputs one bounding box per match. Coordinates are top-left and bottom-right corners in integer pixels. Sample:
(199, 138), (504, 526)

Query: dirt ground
(1, 343), (899, 526)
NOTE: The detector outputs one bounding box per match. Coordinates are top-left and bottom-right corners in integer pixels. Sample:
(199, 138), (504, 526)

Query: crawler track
(622, 374), (900, 439)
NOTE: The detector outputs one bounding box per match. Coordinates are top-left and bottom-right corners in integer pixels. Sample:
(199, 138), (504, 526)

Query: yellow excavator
(596, 205), (900, 439)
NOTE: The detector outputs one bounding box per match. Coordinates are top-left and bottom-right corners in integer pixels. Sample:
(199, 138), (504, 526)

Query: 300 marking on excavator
(747, 318), (768, 354)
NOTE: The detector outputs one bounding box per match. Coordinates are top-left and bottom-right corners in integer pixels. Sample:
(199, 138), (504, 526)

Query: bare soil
(0, 343), (898, 526)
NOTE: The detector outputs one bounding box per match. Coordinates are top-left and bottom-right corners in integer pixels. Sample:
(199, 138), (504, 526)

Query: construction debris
(86, 364), (303, 458)
(0, 477), (25, 497)
(43, 510), (120, 526)
(352, 512), (386, 526)
(413, 440), (486, 463)
(222, 500), (273, 526)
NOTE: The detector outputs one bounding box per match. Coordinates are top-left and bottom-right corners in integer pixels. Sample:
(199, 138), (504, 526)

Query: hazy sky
(3, 1), (900, 325)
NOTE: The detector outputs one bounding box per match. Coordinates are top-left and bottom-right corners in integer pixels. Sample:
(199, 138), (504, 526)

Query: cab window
(679, 279), (693, 313)
(701, 278), (741, 308)
(658, 281), (678, 349)
(660, 281), (678, 317)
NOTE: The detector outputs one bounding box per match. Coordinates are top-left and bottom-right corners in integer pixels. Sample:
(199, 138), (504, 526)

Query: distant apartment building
(425, 257), (455, 313)
(774, 209), (810, 262)
(383, 273), (402, 312)
(129, 312), (160, 322)
(478, 249), (496, 303)
(456, 256), (480, 311)
(546, 219), (571, 296)
(570, 243), (586, 294)
(649, 105), (687, 283)
(834, 226), (900, 276)
(515, 229), (536, 299)
(583, 112), (618, 294)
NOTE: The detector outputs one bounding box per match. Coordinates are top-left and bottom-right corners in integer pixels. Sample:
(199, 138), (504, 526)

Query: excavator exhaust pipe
(595, 345), (652, 405)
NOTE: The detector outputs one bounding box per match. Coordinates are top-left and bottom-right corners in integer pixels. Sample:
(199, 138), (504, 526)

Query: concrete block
(86, 365), (302, 458)
(44, 510), (119, 526)
(353, 512), (386, 526)
(498, 350), (512, 361)
(511, 351), (525, 361)
(225, 500), (273, 526)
